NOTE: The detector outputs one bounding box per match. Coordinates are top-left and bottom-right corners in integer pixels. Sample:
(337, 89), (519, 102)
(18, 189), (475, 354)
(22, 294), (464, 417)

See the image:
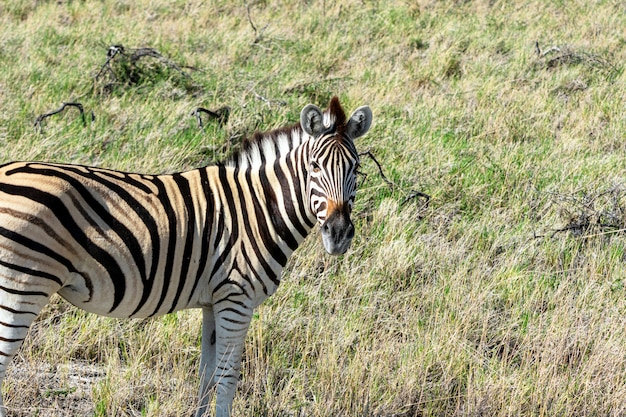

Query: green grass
(2, 0), (626, 416)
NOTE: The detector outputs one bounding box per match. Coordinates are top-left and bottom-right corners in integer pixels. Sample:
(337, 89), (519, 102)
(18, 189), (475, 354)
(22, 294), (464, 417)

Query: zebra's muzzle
(320, 208), (355, 255)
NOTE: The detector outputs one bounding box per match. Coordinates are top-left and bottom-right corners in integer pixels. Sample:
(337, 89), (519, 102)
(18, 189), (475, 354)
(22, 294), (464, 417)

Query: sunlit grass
(2, 0), (626, 415)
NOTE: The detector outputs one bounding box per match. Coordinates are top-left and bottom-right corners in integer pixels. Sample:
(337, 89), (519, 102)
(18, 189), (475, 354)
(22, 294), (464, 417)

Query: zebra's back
(0, 161), (221, 318)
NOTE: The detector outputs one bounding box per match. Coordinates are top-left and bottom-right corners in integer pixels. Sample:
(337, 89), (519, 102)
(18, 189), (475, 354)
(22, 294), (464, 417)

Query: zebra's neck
(225, 122), (318, 251)
(190, 135), (317, 308)
(192, 124), (317, 288)
(259, 141), (317, 251)
(227, 123), (309, 171)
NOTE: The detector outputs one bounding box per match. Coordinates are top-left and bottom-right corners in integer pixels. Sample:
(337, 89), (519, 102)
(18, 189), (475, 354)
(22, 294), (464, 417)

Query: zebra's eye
(310, 161), (322, 174)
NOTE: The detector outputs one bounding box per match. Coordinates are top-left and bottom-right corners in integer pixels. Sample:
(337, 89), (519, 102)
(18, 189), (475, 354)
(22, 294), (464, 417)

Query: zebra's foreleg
(212, 308), (252, 417)
(196, 307), (216, 417)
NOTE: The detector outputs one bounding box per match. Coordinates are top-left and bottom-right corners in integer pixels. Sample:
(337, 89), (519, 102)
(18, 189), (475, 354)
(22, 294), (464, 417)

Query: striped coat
(0, 96), (372, 417)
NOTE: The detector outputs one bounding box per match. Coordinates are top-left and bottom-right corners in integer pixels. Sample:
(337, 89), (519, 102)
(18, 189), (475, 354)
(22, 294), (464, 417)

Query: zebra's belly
(57, 282), (122, 317)
(56, 267), (203, 319)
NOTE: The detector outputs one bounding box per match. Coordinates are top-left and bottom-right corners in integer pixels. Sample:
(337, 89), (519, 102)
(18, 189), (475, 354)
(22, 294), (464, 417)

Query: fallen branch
(93, 44), (125, 81)
(358, 150), (395, 190)
(534, 41), (617, 72)
(244, 84), (286, 107)
(34, 102), (88, 133)
(283, 77), (351, 95)
(578, 227), (626, 240)
(401, 191), (430, 208)
(357, 149), (431, 209)
(245, 2), (269, 44)
(128, 47), (190, 77)
(191, 106), (230, 129)
(245, 3), (258, 38)
(533, 185), (626, 240)
(94, 44), (192, 93)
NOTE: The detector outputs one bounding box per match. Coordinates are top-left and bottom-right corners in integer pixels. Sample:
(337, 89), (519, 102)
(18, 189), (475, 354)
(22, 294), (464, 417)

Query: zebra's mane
(226, 97), (347, 170)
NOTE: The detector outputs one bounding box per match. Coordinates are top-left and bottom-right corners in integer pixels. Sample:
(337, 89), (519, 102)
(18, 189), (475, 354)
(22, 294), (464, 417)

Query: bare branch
(535, 185), (626, 240)
(246, 84), (286, 107)
(94, 44), (192, 94)
(358, 149), (430, 210)
(358, 150), (395, 190)
(401, 191), (431, 208)
(245, 3), (258, 38)
(94, 45), (125, 81)
(34, 102), (89, 133)
(129, 47), (190, 78)
(244, 2), (270, 45)
(191, 106), (230, 129)
(534, 43), (617, 73)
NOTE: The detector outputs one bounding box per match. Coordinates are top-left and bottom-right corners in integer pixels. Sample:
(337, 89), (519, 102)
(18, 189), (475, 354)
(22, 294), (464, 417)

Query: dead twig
(34, 102), (89, 133)
(128, 47), (190, 78)
(354, 148), (430, 222)
(94, 44), (192, 93)
(245, 3), (258, 38)
(535, 185), (626, 240)
(357, 149), (431, 209)
(283, 77), (352, 95)
(401, 191), (431, 208)
(253, 91), (286, 107)
(534, 42), (617, 73)
(94, 44), (125, 81)
(578, 227), (626, 240)
(358, 150), (395, 190)
(191, 106), (230, 129)
(534, 41), (561, 58)
(245, 2), (269, 44)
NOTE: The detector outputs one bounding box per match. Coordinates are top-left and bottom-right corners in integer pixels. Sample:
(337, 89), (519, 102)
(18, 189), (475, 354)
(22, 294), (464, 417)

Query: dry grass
(2, 0), (626, 416)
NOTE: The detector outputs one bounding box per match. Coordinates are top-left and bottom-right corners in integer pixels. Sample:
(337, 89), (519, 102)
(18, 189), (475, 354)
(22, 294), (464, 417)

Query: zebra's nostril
(346, 223), (355, 239)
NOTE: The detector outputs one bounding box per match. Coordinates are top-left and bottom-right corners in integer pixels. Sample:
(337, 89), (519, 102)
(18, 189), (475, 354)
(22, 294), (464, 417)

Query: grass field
(2, 0), (626, 416)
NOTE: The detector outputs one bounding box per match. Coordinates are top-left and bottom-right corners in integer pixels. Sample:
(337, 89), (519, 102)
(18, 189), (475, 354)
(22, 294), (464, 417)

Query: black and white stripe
(0, 97), (372, 417)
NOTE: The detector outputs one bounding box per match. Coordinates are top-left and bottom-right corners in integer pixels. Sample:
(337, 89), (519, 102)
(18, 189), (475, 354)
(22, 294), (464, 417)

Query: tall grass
(2, 0), (626, 415)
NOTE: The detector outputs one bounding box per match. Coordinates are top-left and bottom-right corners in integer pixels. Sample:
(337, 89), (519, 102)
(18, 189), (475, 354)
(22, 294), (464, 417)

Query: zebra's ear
(346, 106), (373, 139)
(300, 104), (325, 137)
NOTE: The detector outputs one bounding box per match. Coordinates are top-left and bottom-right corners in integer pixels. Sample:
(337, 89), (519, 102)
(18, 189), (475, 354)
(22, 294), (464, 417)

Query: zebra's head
(300, 97), (373, 255)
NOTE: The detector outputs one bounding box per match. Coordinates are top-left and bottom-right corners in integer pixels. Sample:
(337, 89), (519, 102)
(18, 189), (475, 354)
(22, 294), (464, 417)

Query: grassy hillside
(2, 0), (626, 415)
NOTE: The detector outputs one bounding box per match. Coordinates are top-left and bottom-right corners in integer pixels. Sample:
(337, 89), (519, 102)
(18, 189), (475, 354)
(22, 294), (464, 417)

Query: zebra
(0, 96), (373, 417)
